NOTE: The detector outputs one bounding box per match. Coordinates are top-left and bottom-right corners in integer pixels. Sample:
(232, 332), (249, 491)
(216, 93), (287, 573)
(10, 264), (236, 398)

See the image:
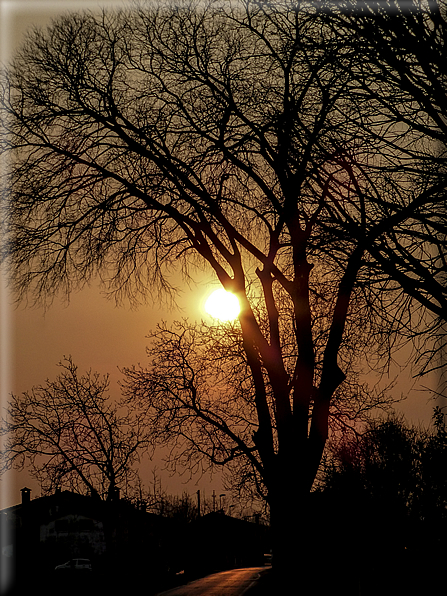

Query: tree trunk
(269, 479), (362, 596)
(267, 462), (343, 596)
(269, 486), (313, 594)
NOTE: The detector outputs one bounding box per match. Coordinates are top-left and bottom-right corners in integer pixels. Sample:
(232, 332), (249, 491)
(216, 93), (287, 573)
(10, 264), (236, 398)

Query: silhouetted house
(186, 511), (270, 575)
(1, 489), (109, 578)
(0, 488), (177, 594)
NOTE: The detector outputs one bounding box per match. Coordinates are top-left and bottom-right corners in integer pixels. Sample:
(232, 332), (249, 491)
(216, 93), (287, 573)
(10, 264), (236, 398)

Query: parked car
(55, 558), (92, 572)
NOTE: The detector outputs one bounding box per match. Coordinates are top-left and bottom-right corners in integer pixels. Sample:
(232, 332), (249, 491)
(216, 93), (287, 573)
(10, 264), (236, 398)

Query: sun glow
(204, 289), (240, 321)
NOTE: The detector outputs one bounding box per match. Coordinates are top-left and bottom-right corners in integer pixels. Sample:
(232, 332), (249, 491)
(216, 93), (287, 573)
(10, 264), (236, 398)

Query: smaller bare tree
(121, 319), (396, 507)
(0, 357), (149, 502)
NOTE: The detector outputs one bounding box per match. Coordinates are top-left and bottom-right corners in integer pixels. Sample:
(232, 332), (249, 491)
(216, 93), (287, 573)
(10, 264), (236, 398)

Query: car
(55, 558), (92, 572)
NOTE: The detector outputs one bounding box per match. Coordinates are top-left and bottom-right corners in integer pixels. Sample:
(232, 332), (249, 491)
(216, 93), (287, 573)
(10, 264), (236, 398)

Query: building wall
(40, 513), (106, 558)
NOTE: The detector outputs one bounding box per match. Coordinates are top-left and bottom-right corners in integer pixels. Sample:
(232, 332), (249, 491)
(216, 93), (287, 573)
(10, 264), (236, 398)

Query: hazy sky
(0, 0), (442, 509)
(0, 0), (224, 507)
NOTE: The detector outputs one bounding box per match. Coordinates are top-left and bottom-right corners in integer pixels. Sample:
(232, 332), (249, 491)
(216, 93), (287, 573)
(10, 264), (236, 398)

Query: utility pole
(212, 490), (216, 512)
(196, 490), (201, 517)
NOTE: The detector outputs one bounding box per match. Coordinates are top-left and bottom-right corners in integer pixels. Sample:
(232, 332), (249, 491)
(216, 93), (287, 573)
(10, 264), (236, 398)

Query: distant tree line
(318, 408), (447, 547)
(314, 409), (447, 594)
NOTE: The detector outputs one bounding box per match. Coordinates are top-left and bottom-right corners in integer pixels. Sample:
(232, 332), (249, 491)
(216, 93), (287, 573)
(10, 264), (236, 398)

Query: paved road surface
(155, 567), (266, 596)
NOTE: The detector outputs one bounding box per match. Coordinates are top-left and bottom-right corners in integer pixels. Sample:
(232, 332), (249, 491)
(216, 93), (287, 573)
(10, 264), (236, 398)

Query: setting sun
(204, 289), (240, 321)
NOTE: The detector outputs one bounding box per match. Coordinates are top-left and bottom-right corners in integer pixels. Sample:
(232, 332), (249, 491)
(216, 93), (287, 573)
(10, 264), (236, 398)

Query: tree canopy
(0, 357), (149, 501)
(318, 409), (447, 552)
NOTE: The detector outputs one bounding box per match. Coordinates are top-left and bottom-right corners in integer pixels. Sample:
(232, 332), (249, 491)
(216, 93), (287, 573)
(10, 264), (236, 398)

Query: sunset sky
(0, 0), (442, 510)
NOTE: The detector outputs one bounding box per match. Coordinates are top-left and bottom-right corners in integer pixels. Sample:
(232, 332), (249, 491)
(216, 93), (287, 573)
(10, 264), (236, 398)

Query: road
(155, 567), (267, 596)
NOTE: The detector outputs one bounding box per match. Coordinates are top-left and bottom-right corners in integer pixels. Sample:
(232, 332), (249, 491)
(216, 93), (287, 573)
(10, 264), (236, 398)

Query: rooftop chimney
(21, 487), (31, 506)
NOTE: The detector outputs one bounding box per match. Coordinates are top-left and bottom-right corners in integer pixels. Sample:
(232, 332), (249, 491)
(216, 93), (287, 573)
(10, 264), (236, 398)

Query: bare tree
(0, 357), (149, 502)
(122, 318), (396, 506)
(323, 0), (447, 375)
(1, 0), (445, 587)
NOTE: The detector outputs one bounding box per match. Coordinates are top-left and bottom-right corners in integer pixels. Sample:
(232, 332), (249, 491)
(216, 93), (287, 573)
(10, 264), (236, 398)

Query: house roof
(0, 490), (106, 521)
(0, 489), (174, 533)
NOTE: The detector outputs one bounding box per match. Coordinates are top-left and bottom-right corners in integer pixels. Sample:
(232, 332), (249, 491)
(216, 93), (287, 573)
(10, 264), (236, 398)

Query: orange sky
(0, 0), (224, 506)
(0, 0), (442, 510)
